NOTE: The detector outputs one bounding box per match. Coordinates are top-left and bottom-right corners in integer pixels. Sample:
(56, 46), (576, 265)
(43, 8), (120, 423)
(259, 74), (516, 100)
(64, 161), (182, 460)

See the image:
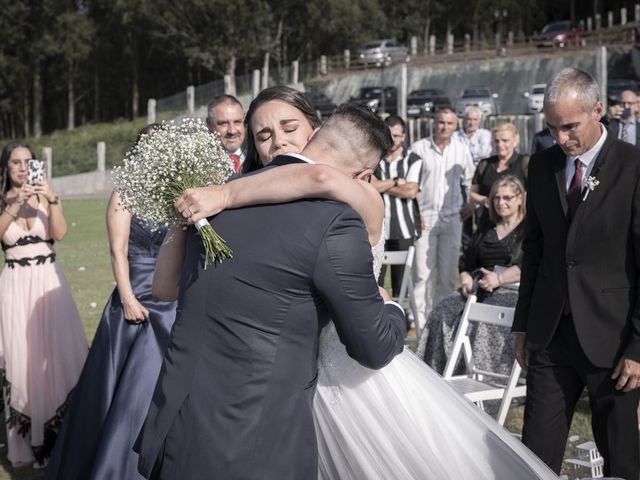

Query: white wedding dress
(313, 237), (558, 480)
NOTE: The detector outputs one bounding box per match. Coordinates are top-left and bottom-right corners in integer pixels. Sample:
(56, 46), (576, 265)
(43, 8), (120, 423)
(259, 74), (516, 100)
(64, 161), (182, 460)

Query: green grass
(0, 198), (594, 479)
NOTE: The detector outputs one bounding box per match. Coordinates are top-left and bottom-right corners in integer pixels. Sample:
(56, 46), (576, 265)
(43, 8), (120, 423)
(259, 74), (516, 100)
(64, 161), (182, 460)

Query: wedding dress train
(313, 237), (557, 479)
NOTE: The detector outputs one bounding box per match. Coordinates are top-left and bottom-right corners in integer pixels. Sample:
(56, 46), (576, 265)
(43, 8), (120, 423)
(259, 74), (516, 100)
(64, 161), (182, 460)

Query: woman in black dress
(470, 123), (528, 228)
(417, 175), (525, 376)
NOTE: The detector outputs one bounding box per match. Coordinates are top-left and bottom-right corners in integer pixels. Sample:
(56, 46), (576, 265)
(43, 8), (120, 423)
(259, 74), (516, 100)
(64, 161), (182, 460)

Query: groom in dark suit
(513, 68), (640, 478)
(135, 104), (406, 480)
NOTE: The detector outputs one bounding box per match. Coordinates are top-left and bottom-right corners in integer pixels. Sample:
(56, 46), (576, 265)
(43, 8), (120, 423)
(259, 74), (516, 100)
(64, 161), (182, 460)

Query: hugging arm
(177, 164), (384, 245)
(312, 208), (405, 369)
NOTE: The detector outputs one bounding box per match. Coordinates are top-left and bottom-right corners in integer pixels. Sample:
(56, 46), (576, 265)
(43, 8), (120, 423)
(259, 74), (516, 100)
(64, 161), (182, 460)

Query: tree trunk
(33, 64), (42, 138)
(225, 54), (237, 91)
(94, 67), (100, 122)
(23, 94), (30, 138)
(67, 63), (75, 130)
(131, 36), (139, 119)
(423, 17), (431, 54)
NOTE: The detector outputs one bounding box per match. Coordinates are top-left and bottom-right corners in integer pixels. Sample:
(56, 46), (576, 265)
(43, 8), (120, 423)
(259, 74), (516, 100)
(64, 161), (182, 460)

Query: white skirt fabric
(314, 325), (558, 480)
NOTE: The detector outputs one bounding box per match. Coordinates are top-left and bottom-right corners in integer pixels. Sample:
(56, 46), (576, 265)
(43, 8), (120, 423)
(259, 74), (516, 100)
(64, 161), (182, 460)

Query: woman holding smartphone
(0, 143), (87, 468)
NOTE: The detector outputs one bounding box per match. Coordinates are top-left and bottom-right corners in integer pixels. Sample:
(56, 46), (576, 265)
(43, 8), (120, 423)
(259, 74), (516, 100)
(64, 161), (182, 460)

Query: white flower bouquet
(113, 118), (234, 267)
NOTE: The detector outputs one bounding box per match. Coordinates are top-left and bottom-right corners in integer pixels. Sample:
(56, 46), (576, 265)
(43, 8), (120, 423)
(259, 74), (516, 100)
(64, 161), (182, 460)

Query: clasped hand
(175, 185), (226, 224)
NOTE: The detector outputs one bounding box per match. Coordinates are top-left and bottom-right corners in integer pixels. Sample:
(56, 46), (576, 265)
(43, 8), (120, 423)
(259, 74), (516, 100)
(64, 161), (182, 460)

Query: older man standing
(410, 107), (475, 332)
(608, 89), (640, 146)
(514, 68), (640, 478)
(206, 95), (246, 173)
(455, 105), (492, 165)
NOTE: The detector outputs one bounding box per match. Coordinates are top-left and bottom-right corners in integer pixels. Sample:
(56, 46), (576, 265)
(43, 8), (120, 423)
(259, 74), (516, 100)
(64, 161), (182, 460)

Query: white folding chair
(442, 294), (526, 426)
(381, 246), (420, 337)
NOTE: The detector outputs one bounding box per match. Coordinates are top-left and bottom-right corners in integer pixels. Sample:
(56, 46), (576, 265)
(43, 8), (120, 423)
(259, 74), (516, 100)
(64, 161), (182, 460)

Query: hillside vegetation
(3, 117), (148, 177)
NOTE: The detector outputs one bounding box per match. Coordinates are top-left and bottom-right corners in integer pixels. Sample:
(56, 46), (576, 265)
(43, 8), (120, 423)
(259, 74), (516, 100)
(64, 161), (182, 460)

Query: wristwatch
(393, 177), (399, 187)
(48, 196), (60, 205)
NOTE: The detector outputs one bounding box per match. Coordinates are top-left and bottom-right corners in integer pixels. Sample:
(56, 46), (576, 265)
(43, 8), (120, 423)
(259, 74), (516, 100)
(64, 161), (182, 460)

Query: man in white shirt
(410, 107), (475, 332)
(206, 95), (246, 173)
(455, 105), (492, 165)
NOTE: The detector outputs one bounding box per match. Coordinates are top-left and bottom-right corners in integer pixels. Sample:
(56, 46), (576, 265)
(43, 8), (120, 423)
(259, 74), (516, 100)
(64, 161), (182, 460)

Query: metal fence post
(292, 60), (299, 85)
(186, 86), (195, 114)
(97, 142), (106, 172)
(344, 50), (350, 70)
(320, 55), (328, 76)
(224, 75), (236, 96)
(399, 63), (407, 120)
(621, 7), (628, 25)
(252, 69), (261, 98)
(147, 99), (156, 124)
(42, 147), (52, 180)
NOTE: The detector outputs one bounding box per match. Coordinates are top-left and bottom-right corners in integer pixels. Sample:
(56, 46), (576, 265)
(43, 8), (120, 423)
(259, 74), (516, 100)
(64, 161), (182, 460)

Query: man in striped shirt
(373, 116), (422, 298)
(410, 107), (475, 332)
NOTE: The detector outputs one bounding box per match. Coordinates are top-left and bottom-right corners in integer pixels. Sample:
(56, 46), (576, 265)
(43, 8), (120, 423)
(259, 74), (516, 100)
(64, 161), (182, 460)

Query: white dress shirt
(455, 128), (492, 165)
(410, 136), (475, 226)
(565, 125), (607, 191)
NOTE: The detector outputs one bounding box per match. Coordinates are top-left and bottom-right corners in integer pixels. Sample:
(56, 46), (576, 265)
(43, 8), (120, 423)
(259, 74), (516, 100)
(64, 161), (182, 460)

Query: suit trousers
(378, 238), (415, 297)
(412, 219), (461, 333)
(522, 314), (640, 479)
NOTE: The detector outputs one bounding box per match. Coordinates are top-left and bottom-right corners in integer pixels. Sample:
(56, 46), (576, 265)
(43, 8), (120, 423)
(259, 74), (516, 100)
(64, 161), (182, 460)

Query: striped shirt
(410, 136), (475, 227)
(374, 149), (423, 240)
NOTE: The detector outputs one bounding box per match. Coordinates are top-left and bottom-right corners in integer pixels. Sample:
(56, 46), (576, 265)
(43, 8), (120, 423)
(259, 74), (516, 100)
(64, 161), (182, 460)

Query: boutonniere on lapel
(582, 176), (600, 201)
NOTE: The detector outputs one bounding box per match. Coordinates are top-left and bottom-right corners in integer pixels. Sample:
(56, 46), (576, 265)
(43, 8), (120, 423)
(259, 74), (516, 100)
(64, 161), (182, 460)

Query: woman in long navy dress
(44, 185), (177, 479)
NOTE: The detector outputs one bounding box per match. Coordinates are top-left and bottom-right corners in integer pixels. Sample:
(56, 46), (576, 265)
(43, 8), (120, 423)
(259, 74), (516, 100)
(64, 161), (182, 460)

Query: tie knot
(574, 158), (582, 170)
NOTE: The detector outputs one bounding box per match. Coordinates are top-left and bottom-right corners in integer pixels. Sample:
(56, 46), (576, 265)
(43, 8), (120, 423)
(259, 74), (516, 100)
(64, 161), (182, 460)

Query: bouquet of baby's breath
(113, 118), (234, 267)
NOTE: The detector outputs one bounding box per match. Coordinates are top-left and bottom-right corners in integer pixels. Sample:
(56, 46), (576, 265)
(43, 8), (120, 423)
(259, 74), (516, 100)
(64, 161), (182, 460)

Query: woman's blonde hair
(492, 123), (520, 145)
(487, 175), (526, 224)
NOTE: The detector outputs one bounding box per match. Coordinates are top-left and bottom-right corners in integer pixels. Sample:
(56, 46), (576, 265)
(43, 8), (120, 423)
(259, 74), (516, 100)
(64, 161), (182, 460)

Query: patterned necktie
(566, 158), (582, 221)
(229, 154), (241, 174)
(621, 123), (629, 143)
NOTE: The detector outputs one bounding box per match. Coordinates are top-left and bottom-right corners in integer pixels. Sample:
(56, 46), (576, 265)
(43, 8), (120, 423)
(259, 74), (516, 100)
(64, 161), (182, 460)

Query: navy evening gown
(44, 218), (176, 480)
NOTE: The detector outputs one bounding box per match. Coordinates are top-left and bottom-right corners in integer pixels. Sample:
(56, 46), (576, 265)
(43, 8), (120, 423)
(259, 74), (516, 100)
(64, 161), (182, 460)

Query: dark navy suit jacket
(135, 155), (406, 479)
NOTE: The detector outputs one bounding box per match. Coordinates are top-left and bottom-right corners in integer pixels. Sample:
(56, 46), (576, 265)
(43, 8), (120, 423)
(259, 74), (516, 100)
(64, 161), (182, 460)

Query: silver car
(524, 84), (546, 114)
(455, 87), (499, 117)
(358, 39), (409, 67)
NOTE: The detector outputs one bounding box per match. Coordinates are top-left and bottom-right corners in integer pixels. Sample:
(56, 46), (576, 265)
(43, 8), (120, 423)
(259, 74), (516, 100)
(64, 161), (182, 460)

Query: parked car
(607, 78), (640, 106)
(349, 86), (398, 115)
(534, 21), (582, 48)
(523, 84), (546, 114)
(307, 90), (337, 118)
(406, 89), (453, 118)
(357, 39), (409, 67)
(455, 87), (499, 117)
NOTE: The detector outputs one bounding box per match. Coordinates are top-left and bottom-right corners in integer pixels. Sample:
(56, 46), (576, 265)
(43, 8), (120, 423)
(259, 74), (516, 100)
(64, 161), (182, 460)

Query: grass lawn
(0, 198), (594, 479)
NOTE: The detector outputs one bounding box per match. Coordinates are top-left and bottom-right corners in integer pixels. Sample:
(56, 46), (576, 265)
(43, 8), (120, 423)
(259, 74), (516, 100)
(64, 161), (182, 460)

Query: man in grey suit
(135, 104), (407, 480)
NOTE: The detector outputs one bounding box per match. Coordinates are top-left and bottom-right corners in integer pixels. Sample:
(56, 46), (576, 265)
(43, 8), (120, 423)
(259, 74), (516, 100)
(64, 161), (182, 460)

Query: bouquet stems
(194, 219), (233, 268)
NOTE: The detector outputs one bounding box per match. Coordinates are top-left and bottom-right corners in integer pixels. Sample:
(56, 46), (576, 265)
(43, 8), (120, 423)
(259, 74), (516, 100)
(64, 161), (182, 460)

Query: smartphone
(470, 268), (485, 281)
(27, 159), (45, 184)
(621, 107), (631, 120)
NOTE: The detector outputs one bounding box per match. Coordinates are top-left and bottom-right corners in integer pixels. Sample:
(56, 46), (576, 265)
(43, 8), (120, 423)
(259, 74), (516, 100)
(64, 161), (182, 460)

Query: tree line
(0, 0), (624, 138)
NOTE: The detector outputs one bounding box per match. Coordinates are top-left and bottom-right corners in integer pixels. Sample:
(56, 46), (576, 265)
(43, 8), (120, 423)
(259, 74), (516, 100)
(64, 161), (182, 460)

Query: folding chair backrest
(465, 301), (515, 329)
(443, 295), (515, 378)
(381, 247), (419, 336)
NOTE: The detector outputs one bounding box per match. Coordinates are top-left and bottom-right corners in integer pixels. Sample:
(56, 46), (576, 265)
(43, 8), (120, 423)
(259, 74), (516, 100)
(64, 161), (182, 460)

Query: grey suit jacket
(135, 156), (406, 479)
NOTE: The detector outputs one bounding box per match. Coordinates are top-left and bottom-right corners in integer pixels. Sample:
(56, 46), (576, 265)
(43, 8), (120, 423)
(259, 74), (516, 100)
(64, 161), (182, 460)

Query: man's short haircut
(206, 95), (243, 121)
(544, 67), (600, 113)
(316, 103), (392, 169)
(384, 115), (405, 132)
(436, 106), (457, 119)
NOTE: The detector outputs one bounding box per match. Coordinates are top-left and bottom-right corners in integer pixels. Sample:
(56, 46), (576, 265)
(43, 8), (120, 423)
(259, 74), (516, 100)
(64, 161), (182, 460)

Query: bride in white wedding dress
(170, 87), (558, 479)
